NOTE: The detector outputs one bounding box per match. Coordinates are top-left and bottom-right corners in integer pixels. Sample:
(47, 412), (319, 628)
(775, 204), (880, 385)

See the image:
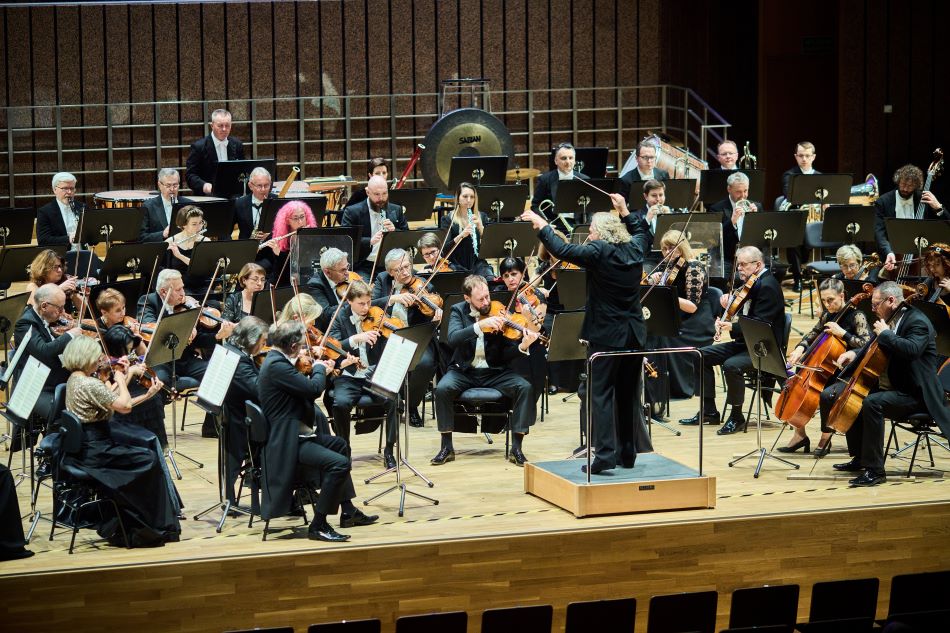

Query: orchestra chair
(737, 312), (792, 425)
(481, 604), (553, 633)
(727, 584), (799, 631)
(646, 590), (718, 633)
(795, 577), (878, 633)
(884, 361), (950, 476)
(565, 597), (636, 633)
(28, 383), (68, 540)
(243, 401), (318, 541)
(800, 223), (843, 317)
(395, 611), (467, 633)
(323, 388), (390, 454)
(48, 411), (130, 554)
(224, 628), (294, 633)
(307, 620), (381, 633)
(453, 387), (513, 456)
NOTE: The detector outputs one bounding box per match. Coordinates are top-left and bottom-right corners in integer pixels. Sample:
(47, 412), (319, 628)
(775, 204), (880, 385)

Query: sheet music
(1, 326), (31, 384)
(196, 345), (241, 408)
(369, 333), (417, 396)
(8, 356), (50, 419)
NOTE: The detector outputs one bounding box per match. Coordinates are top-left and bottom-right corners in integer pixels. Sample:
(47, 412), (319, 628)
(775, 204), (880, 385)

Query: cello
(775, 285), (873, 428)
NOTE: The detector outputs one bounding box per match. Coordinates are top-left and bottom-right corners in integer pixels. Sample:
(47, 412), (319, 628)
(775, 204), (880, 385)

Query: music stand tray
(212, 158), (278, 199)
(478, 184), (529, 222)
(740, 211), (807, 250)
(449, 156), (509, 191)
(389, 188), (438, 224)
(546, 310), (586, 363)
(376, 228), (447, 266)
(99, 242), (167, 281)
(0, 245), (68, 285)
(554, 269), (588, 311)
(788, 173), (854, 206)
(555, 180), (613, 224)
(251, 286), (296, 324)
(822, 205), (877, 244)
(662, 179), (697, 211)
(428, 272), (470, 299)
(175, 200), (234, 241)
(77, 208), (143, 245)
(0, 210), (38, 247)
(641, 286), (681, 336)
(699, 169), (765, 205)
(188, 239), (259, 281)
(884, 219), (950, 256)
(479, 222), (539, 260)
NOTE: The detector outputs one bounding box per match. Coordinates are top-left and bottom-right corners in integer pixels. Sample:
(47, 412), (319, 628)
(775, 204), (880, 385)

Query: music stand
(788, 173), (854, 207)
(258, 198), (284, 237)
(297, 226), (360, 273)
(662, 179), (697, 211)
(375, 228), (447, 266)
(571, 224), (590, 243)
(363, 321), (440, 517)
(77, 207), (143, 247)
(87, 278), (144, 318)
(548, 147), (609, 179)
(0, 245), (68, 285)
(699, 169), (765, 205)
(546, 309), (587, 448)
(885, 219), (950, 261)
(477, 184), (529, 222)
(822, 205), (878, 244)
(740, 211), (807, 270)
(212, 158), (277, 198)
(144, 308), (203, 478)
(250, 286), (295, 324)
(427, 272), (469, 299)
(640, 285), (682, 436)
(916, 301), (950, 357)
(175, 199), (234, 241)
(0, 291), (30, 450)
(554, 269), (588, 311)
(555, 180), (613, 225)
(0, 210), (37, 247)
(729, 316), (799, 478)
(448, 156), (508, 190)
(389, 188), (438, 223)
(479, 222), (538, 260)
(188, 239), (259, 304)
(99, 242), (166, 282)
(653, 212), (723, 249)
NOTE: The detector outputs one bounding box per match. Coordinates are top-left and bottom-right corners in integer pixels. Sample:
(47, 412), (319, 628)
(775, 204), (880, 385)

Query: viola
(478, 301), (549, 345)
(406, 276), (444, 318)
(361, 306), (406, 337)
(177, 297), (226, 330)
(514, 286), (544, 329)
(335, 271), (363, 299)
(714, 271), (760, 342)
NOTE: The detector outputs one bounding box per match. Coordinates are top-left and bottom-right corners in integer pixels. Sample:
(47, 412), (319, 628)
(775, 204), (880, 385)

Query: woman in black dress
(164, 205), (211, 296)
(222, 262), (268, 323)
(438, 182), (494, 278)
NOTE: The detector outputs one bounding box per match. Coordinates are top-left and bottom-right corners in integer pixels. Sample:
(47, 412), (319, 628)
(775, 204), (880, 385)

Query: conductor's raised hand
(519, 209), (548, 230)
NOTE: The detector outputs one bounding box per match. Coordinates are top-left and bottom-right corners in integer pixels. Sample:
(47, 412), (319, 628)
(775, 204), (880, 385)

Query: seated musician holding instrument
(418, 232), (464, 273)
(258, 320), (378, 542)
(709, 172), (763, 273)
(921, 243), (950, 305)
(26, 249), (83, 311)
(259, 200), (320, 287)
(431, 275), (538, 466)
(777, 142), (821, 291)
(233, 167), (274, 240)
(372, 248), (442, 427)
(346, 157), (390, 208)
(221, 263), (268, 324)
(832, 244), (880, 283)
(37, 172), (85, 248)
(781, 279), (870, 456)
(340, 175), (409, 282)
(630, 179), (670, 267)
(617, 139), (670, 207)
(140, 168), (192, 243)
(679, 245), (785, 434)
(875, 164), (946, 273)
(164, 205), (211, 296)
(327, 280), (400, 469)
(439, 182), (494, 279)
(307, 247), (355, 328)
(826, 281), (950, 486)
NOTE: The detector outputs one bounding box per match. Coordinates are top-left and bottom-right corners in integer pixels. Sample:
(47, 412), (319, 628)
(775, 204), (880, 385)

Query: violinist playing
(307, 247), (352, 328)
(781, 279), (870, 456)
(431, 275), (538, 467)
(418, 232), (463, 273)
(25, 249), (92, 313)
(832, 245), (880, 284)
(679, 245), (785, 435)
(828, 281), (950, 486)
(371, 249), (442, 427)
(921, 243), (950, 306)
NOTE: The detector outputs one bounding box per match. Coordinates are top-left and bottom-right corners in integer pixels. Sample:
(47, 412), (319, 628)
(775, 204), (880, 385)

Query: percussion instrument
(303, 176), (357, 210)
(93, 190), (156, 208)
(420, 107), (514, 191)
(505, 167), (541, 183)
(185, 195), (228, 204)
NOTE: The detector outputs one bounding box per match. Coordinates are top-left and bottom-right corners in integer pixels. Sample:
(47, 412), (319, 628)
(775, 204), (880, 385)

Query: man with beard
(340, 175), (409, 281)
(875, 164), (945, 273)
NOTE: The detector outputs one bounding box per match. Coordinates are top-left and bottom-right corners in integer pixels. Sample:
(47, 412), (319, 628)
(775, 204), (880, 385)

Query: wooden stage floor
(2, 291), (949, 632)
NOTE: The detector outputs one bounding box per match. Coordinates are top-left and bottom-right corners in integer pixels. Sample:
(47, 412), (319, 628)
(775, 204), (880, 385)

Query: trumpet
(648, 204), (672, 218)
(735, 199), (754, 217)
(739, 141), (757, 169)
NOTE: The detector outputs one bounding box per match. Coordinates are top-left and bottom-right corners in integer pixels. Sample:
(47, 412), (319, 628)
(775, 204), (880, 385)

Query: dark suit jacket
(708, 197), (764, 262)
(233, 193), (276, 240)
(305, 272), (340, 331)
(140, 195), (193, 243)
(140, 291), (216, 355)
(13, 306), (72, 394)
(339, 200), (409, 265)
(536, 216), (650, 349)
(371, 272), (434, 325)
(257, 349), (328, 519)
(781, 166), (822, 200)
(445, 301), (523, 370)
(37, 200), (85, 246)
(617, 167), (670, 204)
(329, 304), (388, 376)
(530, 170), (591, 218)
(185, 134), (245, 194)
(222, 342), (259, 430)
(727, 269), (786, 346)
(873, 190), (945, 256)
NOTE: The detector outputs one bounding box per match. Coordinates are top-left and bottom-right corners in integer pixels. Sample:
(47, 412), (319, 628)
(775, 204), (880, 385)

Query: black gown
(439, 211), (494, 278)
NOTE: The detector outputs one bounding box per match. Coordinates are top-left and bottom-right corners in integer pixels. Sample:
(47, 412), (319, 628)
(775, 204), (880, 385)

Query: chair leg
(908, 435), (923, 477)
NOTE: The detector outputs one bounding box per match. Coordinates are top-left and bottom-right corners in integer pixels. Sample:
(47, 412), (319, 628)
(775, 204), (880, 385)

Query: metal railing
(0, 84), (729, 205)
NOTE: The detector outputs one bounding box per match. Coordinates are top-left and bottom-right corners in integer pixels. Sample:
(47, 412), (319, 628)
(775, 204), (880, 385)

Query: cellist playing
(827, 281), (950, 486)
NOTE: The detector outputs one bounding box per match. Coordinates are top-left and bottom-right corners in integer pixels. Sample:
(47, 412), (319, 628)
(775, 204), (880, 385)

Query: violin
(51, 317), (101, 339)
(714, 271), (760, 342)
(306, 324), (364, 371)
(514, 286), (544, 329)
(335, 271), (363, 299)
(177, 297), (226, 330)
(361, 306), (405, 337)
(478, 301), (549, 345)
(406, 277), (444, 318)
(428, 259), (453, 273)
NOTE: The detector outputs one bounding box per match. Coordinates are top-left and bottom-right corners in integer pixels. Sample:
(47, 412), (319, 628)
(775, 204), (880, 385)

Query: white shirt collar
(558, 169), (574, 180)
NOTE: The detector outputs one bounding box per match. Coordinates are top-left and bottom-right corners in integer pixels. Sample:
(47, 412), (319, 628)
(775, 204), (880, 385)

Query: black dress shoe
(849, 470), (886, 487)
(716, 413), (747, 435)
(547, 384), (560, 395)
(35, 460), (52, 479)
(679, 411), (721, 426)
(382, 451), (396, 469)
(581, 460), (614, 475)
(813, 440), (832, 458)
(430, 447), (455, 465)
(777, 436), (811, 453)
(832, 458), (863, 472)
(308, 524), (351, 542)
(508, 447), (528, 466)
(408, 409), (424, 428)
(340, 509), (379, 528)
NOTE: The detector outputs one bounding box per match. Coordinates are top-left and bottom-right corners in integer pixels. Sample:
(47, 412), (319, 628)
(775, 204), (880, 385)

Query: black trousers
(846, 389), (925, 472)
(406, 344), (437, 412)
(699, 341), (751, 411)
(297, 434), (355, 515)
(0, 464), (29, 559)
(330, 375), (398, 448)
(223, 420), (249, 504)
(817, 381), (846, 435)
(586, 343), (652, 468)
(434, 367), (535, 434)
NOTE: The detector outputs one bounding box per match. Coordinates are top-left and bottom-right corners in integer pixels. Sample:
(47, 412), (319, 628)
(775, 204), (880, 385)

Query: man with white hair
(185, 108), (245, 195)
(140, 168), (192, 242)
(707, 171), (762, 271)
(37, 172), (84, 248)
(233, 166), (274, 239)
(340, 175), (409, 281)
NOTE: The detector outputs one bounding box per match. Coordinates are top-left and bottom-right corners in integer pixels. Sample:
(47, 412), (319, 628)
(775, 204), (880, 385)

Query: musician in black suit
(431, 275), (539, 466)
(530, 142), (591, 223)
(713, 140), (739, 170)
(233, 167), (274, 239)
(679, 245), (786, 434)
(140, 168), (192, 243)
(307, 247), (356, 331)
(339, 175), (409, 281)
(185, 108), (245, 196)
(829, 281), (950, 486)
(523, 198), (654, 474)
(617, 140), (670, 205)
(327, 280), (400, 469)
(345, 157), (390, 208)
(777, 142), (820, 290)
(258, 320), (377, 542)
(37, 172), (84, 248)
(12, 284), (82, 423)
(707, 171), (763, 272)
(874, 164), (946, 273)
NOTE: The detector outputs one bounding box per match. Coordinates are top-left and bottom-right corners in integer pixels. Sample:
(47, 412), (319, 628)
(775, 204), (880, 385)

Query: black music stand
(788, 173), (854, 207)
(548, 147), (609, 179)
(555, 180), (613, 225)
(554, 269), (588, 311)
(478, 184), (529, 222)
(479, 222), (538, 260)
(571, 224), (590, 243)
(729, 316), (799, 478)
(740, 211), (807, 269)
(258, 197), (284, 237)
(662, 179), (697, 211)
(77, 207), (142, 248)
(699, 169), (765, 205)
(375, 228), (447, 267)
(546, 309), (587, 447)
(87, 279), (145, 318)
(916, 301), (950, 357)
(297, 226), (360, 271)
(448, 156), (508, 190)
(99, 242), (166, 282)
(427, 272), (469, 299)
(144, 308), (203, 478)
(885, 219), (950, 261)
(822, 205), (878, 244)
(0, 245), (68, 285)
(389, 188), (438, 223)
(212, 158), (277, 198)
(653, 212), (723, 249)
(0, 292), (29, 453)
(641, 285), (682, 436)
(175, 199), (233, 241)
(0, 210), (37, 247)
(250, 286), (295, 324)
(188, 239), (259, 305)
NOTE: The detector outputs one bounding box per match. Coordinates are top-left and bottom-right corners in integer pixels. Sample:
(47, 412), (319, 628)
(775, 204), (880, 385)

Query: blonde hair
(835, 244), (863, 266)
(278, 293), (323, 325)
(659, 230), (694, 260)
(590, 212), (631, 245)
(62, 336), (102, 372)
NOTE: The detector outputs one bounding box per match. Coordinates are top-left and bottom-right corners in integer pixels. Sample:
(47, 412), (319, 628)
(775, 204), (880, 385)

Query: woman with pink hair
(258, 200), (318, 286)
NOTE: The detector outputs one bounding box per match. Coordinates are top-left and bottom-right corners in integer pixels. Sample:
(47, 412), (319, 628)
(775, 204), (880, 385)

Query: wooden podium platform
(525, 454), (716, 517)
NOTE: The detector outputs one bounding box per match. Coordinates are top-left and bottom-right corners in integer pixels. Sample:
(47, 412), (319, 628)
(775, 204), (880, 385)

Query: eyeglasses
(55, 185), (76, 192)
(44, 302), (66, 312)
(246, 276), (266, 284)
(840, 262), (860, 270)
(159, 181), (180, 188)
(290, 214), (307, 221)
(394, 264), (413, 273)
(249, 181), (271, 189)
(871, 297), (891, 309)
(638, 155), (657, 161)
(736, 260), (760, 267)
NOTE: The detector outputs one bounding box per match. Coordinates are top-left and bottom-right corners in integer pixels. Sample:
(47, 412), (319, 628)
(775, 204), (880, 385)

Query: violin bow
(289, 277), (318, 366)
(75, 246), (96, 324)
(138, 254), (161, 324)
(639, 208), (696, 303)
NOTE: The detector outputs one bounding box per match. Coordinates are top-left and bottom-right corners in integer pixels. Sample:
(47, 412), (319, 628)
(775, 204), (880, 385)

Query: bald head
(366, 175), (390, 209)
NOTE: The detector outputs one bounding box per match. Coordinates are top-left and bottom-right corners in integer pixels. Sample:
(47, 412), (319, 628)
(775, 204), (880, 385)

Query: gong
(421, 108), (514, 192)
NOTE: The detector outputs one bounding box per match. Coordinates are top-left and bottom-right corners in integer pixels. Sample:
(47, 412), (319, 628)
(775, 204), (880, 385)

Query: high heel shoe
(777, 436), (811, 453)
(813, 440), (832, 458)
